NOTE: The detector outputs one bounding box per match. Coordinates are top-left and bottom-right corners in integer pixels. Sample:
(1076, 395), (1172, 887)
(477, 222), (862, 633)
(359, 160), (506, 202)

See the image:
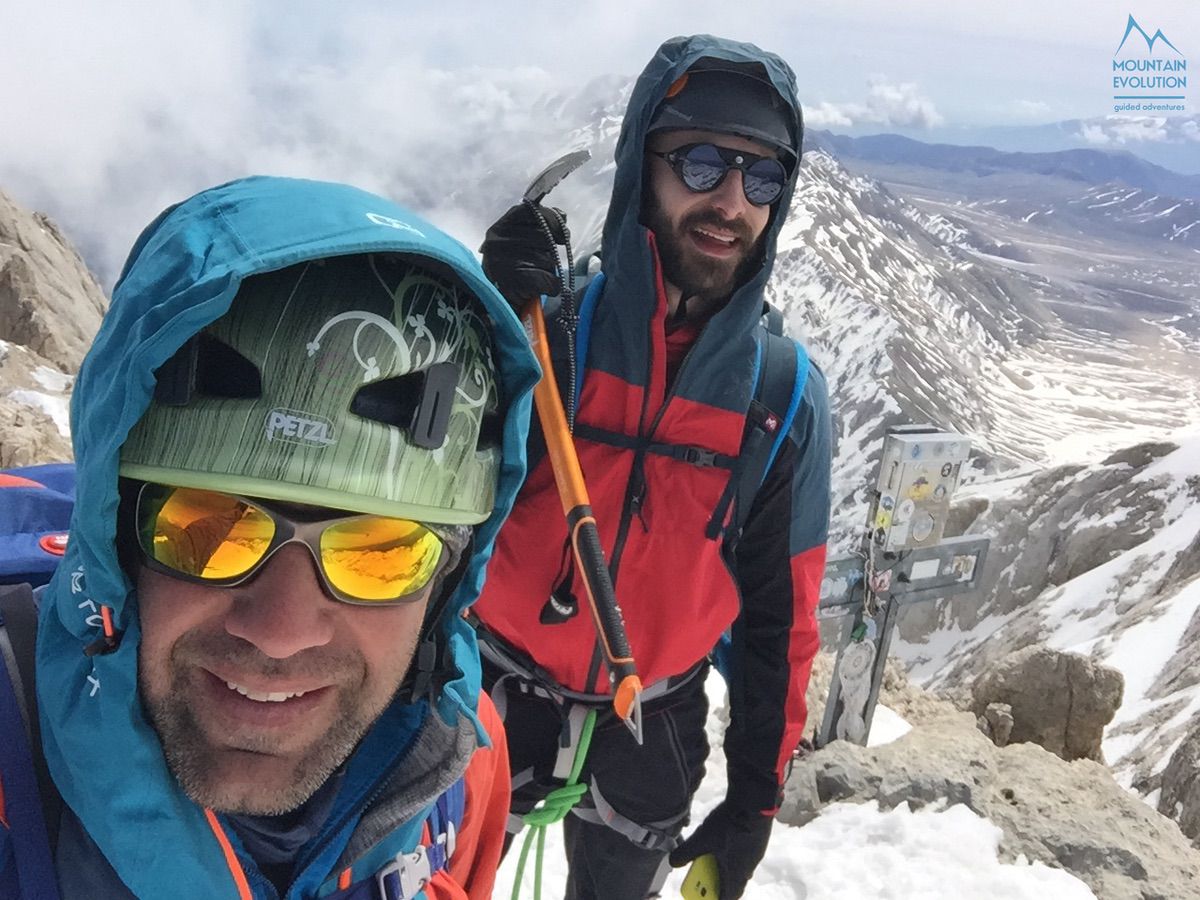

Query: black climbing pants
(484, 657), (711, 900)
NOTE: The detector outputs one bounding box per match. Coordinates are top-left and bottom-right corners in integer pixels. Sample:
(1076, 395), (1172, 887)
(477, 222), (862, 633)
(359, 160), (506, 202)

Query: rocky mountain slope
(0, 188), (105, 466)
(895, 435), (1200, 806)
(772, 151), (1200, 549)
(4, 92), (1200, 892)
(787, 655), (1200, 900)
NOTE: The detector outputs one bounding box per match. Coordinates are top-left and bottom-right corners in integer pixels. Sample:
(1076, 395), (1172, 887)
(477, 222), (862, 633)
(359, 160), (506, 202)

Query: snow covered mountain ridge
(5, 84), (1200, 894)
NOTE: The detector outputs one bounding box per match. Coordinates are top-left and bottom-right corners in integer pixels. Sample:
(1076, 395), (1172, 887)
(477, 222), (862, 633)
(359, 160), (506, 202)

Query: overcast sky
(3, 0), (1194, 285)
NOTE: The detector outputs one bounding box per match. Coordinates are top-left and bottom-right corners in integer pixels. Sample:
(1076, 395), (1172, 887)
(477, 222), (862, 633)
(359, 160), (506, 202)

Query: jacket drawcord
(202, 809), (253, 900)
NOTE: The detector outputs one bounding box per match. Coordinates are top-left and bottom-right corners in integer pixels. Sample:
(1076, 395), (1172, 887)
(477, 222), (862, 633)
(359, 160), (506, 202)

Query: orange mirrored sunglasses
(135, 483), (445, 605)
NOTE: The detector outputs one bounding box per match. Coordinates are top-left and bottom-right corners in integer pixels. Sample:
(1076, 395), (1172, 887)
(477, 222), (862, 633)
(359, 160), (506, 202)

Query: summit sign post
(816, 426), (990, 748)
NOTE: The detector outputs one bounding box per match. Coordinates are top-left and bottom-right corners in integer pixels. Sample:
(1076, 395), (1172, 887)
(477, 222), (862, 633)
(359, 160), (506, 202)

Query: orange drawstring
(203, 809), (253, 900)
(83, 605), (124, 657)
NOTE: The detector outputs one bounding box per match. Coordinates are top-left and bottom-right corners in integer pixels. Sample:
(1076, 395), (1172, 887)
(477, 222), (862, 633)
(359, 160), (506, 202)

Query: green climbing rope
(511, 708), (598, 900)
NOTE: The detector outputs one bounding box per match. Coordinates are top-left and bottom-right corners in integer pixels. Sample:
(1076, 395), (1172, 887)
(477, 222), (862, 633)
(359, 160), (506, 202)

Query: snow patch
(752, 801), (1097, 900)
(7, 389), (71, 437)
(867, 704), (913, 746)
(32, 365), (73, 393)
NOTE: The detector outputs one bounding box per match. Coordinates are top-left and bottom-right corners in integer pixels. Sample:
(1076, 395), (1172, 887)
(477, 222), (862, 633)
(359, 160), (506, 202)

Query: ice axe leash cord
(519, 150), (645, 745)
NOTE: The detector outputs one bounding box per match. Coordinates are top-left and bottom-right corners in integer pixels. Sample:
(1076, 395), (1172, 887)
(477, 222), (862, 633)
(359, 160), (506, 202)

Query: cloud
(862, 78), (945, 128)
(1012, 100), (1052, 118)
(804, 103), (856, 129)
(1, 3), (583, 286)
(2, 0), (837, 286)
(1079, 124), (1113, 145)
(1078, 115), (1175, 145)
(804, 78), (944, 130)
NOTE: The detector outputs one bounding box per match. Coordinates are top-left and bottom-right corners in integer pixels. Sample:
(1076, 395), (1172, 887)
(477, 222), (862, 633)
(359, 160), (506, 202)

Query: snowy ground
(496, 673), (1097, 898)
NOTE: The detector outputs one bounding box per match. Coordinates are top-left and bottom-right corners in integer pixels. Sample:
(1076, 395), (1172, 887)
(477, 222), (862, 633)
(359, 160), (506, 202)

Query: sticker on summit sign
(265, 408), (338, 447)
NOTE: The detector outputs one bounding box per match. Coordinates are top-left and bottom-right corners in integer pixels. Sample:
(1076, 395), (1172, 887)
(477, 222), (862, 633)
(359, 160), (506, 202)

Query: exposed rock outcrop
(0, 188), (105, 374)
(1158, 722), (1200, 849)
(789, 656), (1200, 900)
(0, 188), (104, 463)
(889, 436), (1200, 830)
(0, 338), (73, 465)
(970, 646), (1124, 762)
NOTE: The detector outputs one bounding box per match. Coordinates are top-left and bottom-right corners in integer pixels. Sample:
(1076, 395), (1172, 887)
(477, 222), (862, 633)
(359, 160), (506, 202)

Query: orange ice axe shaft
(518, 149), (643, 743)
(522, 297), (644, 744)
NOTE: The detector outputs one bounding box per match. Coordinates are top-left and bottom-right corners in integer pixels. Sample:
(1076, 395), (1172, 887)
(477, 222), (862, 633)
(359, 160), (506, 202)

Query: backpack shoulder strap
(323, 776), (466, 900)
(0, 584), (39, 736)
(762, 300), (784, 338)
(423, 776), (465, 874)
(723, 317), (811, 543)
(0, 583), (63, 898)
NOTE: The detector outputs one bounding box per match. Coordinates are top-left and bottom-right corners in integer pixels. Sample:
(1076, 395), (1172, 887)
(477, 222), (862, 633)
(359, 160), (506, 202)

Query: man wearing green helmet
(0, 176), (540, 899)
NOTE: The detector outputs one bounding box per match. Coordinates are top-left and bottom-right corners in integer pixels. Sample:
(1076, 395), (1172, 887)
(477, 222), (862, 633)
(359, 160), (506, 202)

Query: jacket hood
(600, 34), (802, 342)
(37, 176), (538, 896)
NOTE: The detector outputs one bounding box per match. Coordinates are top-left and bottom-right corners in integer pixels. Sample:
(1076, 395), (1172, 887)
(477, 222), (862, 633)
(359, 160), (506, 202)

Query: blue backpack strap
(750, 331), (809, 504)
(572, 270), (605, 410)
(710, 312), (810, 681)
(322, 777), (465, 900)
(421, 777), (464, 876)
(0, 583), (62, 900)
(705, 308), (809, 544)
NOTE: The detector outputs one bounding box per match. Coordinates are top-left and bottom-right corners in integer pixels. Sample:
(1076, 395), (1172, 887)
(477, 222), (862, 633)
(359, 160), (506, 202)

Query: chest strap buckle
(376, 845), (431, 899)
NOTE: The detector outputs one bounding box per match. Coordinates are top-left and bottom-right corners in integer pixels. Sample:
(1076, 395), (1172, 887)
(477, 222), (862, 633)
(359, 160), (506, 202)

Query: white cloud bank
(806, 78), (944, 130)
(1078, 115), (1200, 146)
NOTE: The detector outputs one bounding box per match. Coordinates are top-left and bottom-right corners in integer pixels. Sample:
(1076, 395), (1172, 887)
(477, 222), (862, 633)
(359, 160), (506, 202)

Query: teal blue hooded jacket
(30, 176), (538, 898)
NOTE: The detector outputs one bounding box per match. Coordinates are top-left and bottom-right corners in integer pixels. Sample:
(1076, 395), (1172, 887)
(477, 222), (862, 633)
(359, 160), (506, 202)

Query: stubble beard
(142, 631), (414, 816)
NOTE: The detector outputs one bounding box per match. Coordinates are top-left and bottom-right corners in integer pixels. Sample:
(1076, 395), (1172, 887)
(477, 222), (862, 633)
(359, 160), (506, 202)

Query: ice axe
(518, 150), (645, 745)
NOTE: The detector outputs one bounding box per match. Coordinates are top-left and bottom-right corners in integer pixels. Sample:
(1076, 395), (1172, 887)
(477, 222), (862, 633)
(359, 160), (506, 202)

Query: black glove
(669, 801), (773, 899)
(480, 202), (568, 305)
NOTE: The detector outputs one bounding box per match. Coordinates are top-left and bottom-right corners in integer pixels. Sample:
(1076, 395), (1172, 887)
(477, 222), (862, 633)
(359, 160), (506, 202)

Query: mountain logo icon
(1114, 15), (1182, 56)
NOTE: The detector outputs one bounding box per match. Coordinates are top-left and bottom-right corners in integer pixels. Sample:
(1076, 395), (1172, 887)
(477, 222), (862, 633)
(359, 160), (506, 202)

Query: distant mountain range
(842, 114), (1200, 176)
(808, 130), (1200, 200)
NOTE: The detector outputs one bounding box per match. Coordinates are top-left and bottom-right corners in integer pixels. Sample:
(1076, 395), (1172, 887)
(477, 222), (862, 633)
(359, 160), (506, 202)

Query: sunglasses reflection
(138, 485), (444, 602)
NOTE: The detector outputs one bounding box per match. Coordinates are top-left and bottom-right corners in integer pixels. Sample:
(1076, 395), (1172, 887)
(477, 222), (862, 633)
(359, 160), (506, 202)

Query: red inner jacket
(473, 239), (830, 812)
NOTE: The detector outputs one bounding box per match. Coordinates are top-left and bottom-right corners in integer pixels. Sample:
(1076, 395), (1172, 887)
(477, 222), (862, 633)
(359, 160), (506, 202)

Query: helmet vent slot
(351, 373), (422, 430)
(478, 409), (503, 451)
(351, 361), (463, 450)
(195, 334), (262, 398)
(409, 362), (460, 450)
(151, 333), (262, 405)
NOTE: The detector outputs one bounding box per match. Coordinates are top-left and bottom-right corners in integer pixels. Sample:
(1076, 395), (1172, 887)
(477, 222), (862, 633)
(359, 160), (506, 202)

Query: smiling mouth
(224, 680), (311, 703)
(693, 226), (736, 246)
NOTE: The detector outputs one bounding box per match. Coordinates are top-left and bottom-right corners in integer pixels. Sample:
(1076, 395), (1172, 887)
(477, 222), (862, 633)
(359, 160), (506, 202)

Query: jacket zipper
(287, 762), (401, 894)
(586, 313), (710, 691)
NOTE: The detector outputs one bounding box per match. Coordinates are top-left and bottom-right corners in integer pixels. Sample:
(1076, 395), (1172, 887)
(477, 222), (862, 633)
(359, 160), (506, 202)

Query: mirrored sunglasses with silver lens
(652, 142), (787, 206)
(134, 483), (447, 605)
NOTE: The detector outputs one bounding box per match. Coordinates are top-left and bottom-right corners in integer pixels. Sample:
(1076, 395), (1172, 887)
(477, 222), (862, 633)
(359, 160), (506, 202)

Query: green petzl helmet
(120, 253), (502, 524)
